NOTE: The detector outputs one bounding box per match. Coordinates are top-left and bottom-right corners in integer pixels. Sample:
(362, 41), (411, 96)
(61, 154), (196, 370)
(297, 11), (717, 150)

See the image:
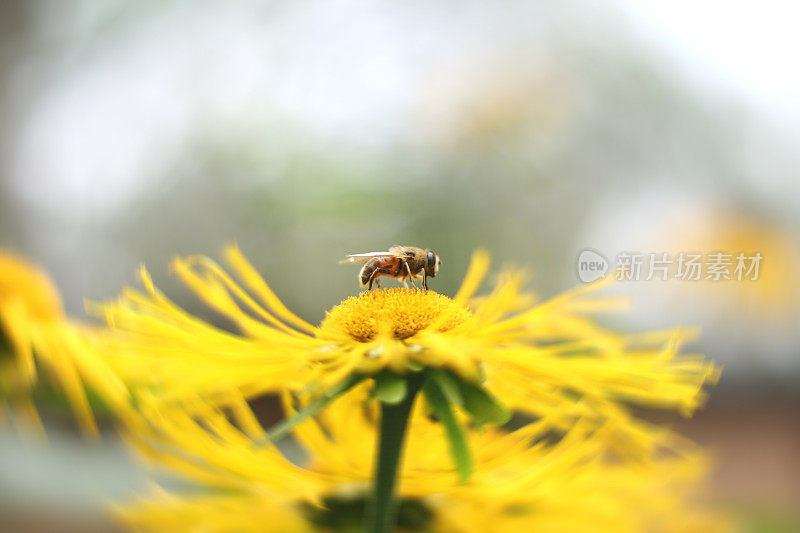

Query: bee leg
(367, 269), (380, 291)
(422, 271), (428, 291)
(402, 261), (417, 289)
(402, 279), (409, 289)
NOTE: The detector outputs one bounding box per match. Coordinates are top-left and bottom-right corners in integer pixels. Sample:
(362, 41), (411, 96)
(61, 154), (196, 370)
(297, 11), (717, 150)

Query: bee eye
(427, 251), (436, 269)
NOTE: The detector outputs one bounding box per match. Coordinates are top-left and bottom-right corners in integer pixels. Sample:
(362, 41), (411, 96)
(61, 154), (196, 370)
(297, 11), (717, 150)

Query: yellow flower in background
(99, 245), (717, 448)
(0, 250), (129, 435)
(659, 208), (800, 320)
(117, 386), (726, 533)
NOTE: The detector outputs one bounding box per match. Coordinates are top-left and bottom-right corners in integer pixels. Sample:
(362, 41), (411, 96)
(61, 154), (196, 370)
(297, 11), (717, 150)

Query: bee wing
(339, 252), (399, 264)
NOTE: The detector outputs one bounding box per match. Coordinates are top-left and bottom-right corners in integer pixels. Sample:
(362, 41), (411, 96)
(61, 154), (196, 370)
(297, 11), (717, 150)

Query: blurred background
(1, 1), (798, 531)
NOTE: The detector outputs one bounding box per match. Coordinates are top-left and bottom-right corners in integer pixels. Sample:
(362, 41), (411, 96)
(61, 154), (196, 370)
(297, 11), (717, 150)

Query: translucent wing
(339, 251), (399, 264)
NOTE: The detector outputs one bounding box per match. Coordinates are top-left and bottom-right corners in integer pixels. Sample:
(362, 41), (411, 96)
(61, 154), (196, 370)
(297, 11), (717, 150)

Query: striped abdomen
(359, 257), (402, 286)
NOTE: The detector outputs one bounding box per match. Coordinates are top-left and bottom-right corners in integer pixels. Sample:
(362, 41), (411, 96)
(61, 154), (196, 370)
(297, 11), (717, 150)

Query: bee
(340, 246), (442, 290)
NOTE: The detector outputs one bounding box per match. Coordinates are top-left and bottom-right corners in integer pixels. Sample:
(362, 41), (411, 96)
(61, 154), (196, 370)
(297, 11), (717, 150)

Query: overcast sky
(621, 1), (800, 123)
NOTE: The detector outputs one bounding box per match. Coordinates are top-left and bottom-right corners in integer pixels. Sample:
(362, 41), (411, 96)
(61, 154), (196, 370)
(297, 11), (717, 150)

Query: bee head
(426, 250), (440, 277)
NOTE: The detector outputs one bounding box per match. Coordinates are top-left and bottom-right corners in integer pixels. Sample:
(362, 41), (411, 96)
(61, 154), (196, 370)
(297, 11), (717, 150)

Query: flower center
(319, 288), (471, 342)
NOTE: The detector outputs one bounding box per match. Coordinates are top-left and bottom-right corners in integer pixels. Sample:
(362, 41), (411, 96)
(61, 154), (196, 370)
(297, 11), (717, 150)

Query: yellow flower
(657, 207), (800, 317)
(0, 250), (128, 435)
(117, 386), (727, 533)
(319, 289), (472, 344)
(99, 245), (717, 451)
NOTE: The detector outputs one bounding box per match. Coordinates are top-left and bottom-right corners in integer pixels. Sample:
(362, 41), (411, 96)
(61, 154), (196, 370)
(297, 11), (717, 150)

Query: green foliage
(457, 378), (511, 427)
(303, 495), (433, 533)
(373, 371), (408, 405)
(422, 374), (473, 482)
(253, 374), (365, 447)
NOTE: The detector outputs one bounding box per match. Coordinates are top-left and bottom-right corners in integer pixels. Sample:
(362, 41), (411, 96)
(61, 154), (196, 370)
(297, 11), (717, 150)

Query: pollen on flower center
(318, 288), (471, 342)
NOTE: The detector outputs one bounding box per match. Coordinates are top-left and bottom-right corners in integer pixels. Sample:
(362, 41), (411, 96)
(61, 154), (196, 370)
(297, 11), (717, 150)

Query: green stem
(366, 373), (423, 533)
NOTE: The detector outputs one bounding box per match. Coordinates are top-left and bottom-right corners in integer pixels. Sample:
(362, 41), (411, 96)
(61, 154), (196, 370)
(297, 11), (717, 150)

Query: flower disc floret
(319, 288), (472, 342)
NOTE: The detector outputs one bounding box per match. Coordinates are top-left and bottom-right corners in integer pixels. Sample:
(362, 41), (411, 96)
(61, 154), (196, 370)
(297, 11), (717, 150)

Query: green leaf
(252, 373), (365, 448)
(406, 360), (424, 372)
(457, 380), (511, 427)
(373, 372), (408, 405)
(422, 377), (473, 482)
(426, 368), (463, 406)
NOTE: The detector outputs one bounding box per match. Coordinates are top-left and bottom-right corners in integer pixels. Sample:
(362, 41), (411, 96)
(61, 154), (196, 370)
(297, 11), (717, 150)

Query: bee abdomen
(360, 262), (376, 286)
